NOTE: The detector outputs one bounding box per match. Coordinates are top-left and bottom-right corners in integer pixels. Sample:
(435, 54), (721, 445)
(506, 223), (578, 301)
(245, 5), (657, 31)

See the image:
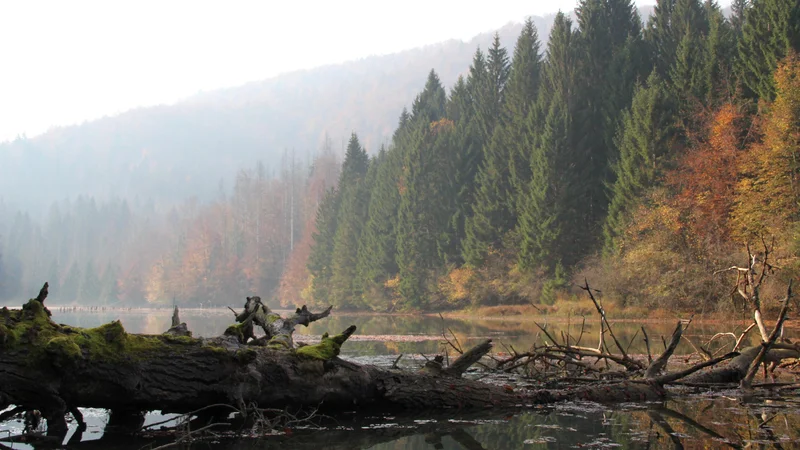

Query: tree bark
(0, 287), (773, 441)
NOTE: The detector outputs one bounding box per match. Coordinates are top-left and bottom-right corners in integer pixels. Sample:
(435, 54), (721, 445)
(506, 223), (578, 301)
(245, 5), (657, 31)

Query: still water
(2, 308), (799, 449)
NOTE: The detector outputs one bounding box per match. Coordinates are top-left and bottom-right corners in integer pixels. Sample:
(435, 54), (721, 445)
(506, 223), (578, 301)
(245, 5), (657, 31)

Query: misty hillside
(0, 9), (653, 214)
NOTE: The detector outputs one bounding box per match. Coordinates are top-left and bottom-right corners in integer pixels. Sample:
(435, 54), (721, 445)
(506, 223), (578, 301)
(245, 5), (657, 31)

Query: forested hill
(0, 15), (561, 214)
(299, 0), (800, 313)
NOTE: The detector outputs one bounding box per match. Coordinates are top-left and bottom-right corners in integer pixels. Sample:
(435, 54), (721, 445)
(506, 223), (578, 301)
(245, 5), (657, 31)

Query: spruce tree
(307, 187), (340, 302)
(518, 88), (579, 272)
(395, 124), (430, 308)
(395, 73), (449, 307)
(0, 241), (5, 300)
(575, 0), (645, 227)
(737, 0), (800, 100)
(355, 148), (401, 308)
(463, 19), (542, 266)
(603, 72), (676, 253)
(473, 33), (511, 141)
(412, 70), (447, 123)
(517, 13), (586, 273)
(701, 1), (736, 105)
(328, 134), (370, 308)
(645, 0), (678, 77)
(439, 84), (481, 265)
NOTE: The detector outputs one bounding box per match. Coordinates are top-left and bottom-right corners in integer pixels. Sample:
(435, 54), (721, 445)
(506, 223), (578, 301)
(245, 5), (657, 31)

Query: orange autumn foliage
(732, 53), (800, 240)
(666, 103), (748, 247)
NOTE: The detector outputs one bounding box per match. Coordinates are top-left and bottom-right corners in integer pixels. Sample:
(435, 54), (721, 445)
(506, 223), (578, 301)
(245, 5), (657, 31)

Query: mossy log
(0, 285), (744, 441)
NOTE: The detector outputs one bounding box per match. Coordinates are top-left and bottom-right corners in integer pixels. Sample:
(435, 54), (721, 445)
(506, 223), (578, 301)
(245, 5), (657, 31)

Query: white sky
(0, 0), (688, 143)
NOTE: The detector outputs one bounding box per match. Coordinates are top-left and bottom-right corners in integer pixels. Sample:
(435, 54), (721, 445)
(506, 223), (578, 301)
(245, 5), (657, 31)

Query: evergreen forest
(302, 0), (800, 312)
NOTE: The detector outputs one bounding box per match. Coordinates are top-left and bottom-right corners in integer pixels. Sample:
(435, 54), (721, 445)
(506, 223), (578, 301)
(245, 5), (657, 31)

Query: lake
(2, 307), (798, 449)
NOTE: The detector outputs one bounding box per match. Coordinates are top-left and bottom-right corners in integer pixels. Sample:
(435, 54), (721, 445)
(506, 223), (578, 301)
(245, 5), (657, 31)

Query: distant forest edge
(1, 0), (799, 312)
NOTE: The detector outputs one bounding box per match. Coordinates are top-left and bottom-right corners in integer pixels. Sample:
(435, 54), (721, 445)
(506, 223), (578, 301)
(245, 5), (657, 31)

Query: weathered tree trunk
(0, 284), (786, 442)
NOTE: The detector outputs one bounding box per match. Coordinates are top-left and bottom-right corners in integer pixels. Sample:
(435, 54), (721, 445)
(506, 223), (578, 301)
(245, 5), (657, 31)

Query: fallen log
(0, 284), (766, 441)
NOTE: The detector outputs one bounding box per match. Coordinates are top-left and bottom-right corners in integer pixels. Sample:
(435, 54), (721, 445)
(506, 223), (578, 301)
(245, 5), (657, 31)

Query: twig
(641, 326), (653, 364)
(391, 354), (404, 369)
(742, 281), (793, 389)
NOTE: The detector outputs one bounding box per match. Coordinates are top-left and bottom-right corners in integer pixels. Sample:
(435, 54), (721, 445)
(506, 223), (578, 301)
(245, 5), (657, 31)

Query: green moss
(162, 334), (197, 345)
(2, 300), (236, 369)
(224, 323), (246, 343)
(46, 336), (82, 367)
(295, 332), (344, 360)
(234, 347), (258, 363)
(266, 313), (281, 325)
(66, 321), (167, 362)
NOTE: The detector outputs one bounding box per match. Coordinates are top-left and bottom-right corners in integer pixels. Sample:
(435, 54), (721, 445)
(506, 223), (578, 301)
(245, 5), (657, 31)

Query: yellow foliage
(732, 53), (800, 241)
(384, 275), (400, 290)
(429, 118), (455, 135)
(438, 267), (476, 304)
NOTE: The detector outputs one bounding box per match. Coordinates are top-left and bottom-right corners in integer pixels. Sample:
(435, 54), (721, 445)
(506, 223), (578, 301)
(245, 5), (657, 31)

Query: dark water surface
(2, 308), (798, 449)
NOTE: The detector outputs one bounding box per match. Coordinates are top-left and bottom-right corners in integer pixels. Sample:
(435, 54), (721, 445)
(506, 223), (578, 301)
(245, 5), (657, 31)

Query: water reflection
(5, 397), (798, 449)
(47, 308), (770, 358)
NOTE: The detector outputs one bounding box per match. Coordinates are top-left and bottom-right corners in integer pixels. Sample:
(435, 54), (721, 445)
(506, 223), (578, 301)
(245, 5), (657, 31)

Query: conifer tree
(395, 124), (429, 308)
(518, 88), (580, 272)
(737, 0), (800, 100)
(575, 0), (645, 226)
(395, 73), (448, 307)
(701, 1), (735, 104)
(355, 148), (400, 308)
(517, 13), (586, 273)
(604, 72), (676, 253)
(463, 19), (542, 266)
(307, 188), (340, 302)
(328, 134), (370, 307)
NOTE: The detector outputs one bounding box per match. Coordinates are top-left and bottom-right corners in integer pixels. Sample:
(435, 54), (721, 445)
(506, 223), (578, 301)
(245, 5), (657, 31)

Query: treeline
(0, 146), (340, 306)
(302, 0), (800, 311)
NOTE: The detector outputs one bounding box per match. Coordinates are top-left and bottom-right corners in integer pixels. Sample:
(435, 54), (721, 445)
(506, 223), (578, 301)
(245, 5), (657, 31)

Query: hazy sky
(0, 0), (719, 143)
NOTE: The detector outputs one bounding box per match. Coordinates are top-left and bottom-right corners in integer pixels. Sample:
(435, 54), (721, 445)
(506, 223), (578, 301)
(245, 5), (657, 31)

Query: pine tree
(412, 70), (447, 124)
(472, 33), (511, 141)
(517, 13), (586, 273)
(307, 187), (340, 302)
(355, 148), (401, 308)
(701, 1), (736, 105)
(395, 124), (429, 308)
(604, 72), (676, 253)
(329, 135), (371, 308)
(729, 0), (748, 37)
(463, 19), (543, 266)
(518, 88), (580, 272)
(737, 0), (800, 100)
(395, 72), (449, 308)
(575, 0), (645, 227)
